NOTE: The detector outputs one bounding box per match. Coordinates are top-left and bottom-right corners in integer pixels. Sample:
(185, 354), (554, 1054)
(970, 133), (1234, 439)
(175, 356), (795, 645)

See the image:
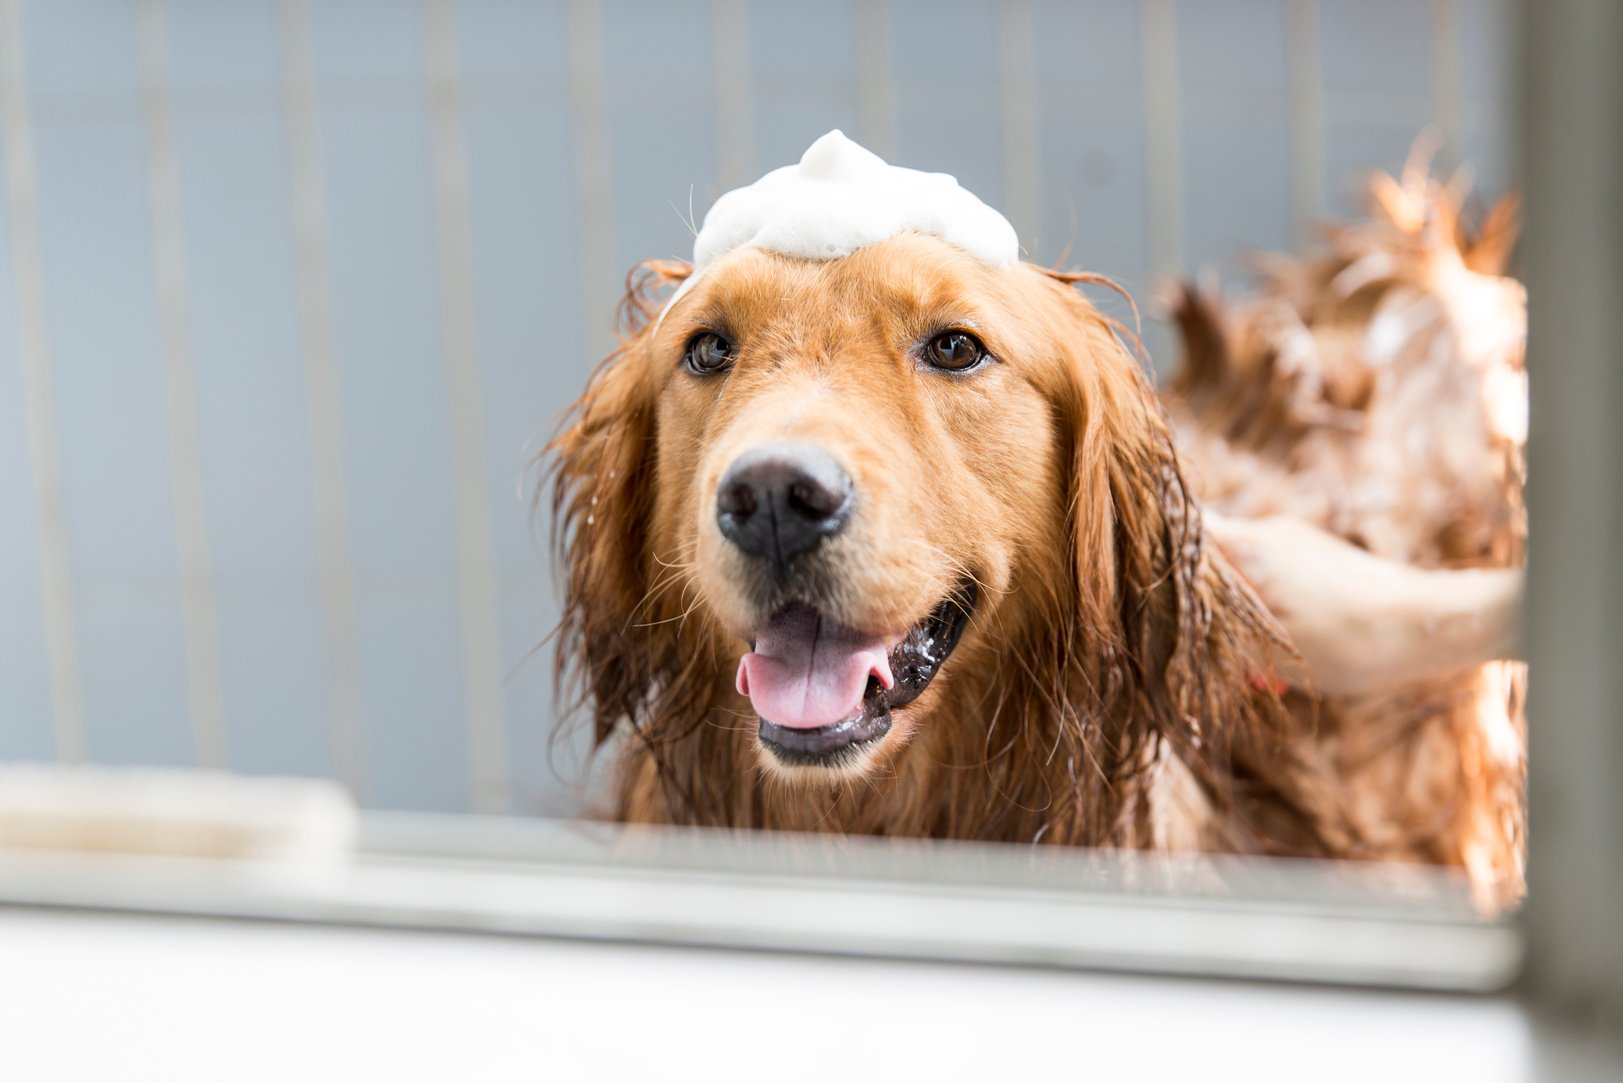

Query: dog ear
(1037, 272), (1291, 783)
(1037, 267), (1350, 853)
(547, 260), (690, 745)
(1065, 301), (1215, 748)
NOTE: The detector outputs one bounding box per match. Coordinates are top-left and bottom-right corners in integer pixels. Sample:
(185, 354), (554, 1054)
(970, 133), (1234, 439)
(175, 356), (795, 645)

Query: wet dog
(547, 159), (1525, 905)
(549, 233), (1344, 853)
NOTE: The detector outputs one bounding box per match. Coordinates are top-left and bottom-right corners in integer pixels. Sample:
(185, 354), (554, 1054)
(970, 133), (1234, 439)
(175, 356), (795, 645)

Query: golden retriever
(546, 165), (1524, 900)
(549, 231), (1347, 856)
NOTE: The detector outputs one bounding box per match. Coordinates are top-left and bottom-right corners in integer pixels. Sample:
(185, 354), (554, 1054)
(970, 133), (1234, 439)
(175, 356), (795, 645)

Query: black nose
(716, 442), (854, 571)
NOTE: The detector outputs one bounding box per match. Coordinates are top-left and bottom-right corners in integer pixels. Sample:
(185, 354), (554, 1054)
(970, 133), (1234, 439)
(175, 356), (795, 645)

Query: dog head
(548, 230), (1277, 829)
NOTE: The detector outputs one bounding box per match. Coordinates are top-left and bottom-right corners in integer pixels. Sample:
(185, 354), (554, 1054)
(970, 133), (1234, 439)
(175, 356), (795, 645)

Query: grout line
(0, 0), (86, 763)
(135, 0), (228, 769)
(1141, 0), (1183, 278)
(278, 0), (366, 799)
(855, 0), (895, 160)
(1287, 0), (1324, 246)
(997, 0), (1042, 260)
(424, 0), (510, 815)
(1431, 0), (1464, 171)
(711, 0), (753, 189)
(568, 0), (616, 361)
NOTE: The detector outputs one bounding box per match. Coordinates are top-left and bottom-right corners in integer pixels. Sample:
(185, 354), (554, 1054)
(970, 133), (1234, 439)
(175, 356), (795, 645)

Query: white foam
(663, 130), (1019, 315)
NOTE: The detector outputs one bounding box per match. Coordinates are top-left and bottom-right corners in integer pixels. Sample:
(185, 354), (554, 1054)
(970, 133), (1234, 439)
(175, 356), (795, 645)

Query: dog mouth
(738, 583), (978, 768)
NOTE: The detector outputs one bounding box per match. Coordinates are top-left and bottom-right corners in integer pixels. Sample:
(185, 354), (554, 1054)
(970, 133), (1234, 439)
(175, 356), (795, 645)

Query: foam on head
(663, 130), (1019, 315)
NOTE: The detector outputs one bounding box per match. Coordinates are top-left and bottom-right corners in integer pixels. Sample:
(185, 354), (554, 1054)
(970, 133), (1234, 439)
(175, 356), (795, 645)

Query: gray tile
(748, 0), (859, 83)
(0, 131), (56, 761)
(318, 104), (474, 808)
(454, 0), (571, 83)
(1176, 0), (1289, 94)
(30, 115), (191, 763)
(1037, 110), (1149, 285)
(309, 0), (428, 86)
(318, 107), (459, 578)
(175, 112), (318, 582)
(163, 0), (281, 95)
(1459, 0), (1516, 102)
(1035, 109), (1154, 364)
(887, 0), (1000, 69)
(79, 610), (194, 766)
(354, 595), (469, 812)
(30, 119), (183, 583)
(460, 100), (584, 573)
(598, 0), (712, 86)
(886, 2), (1008, 233)
(1030, 0), (1144, 89)
(1459, 0), (1515, 195)
(217, 600), (333, 779)
(1319, 0), (1433, 97)
(170, 105), (333, 779)
(606, 104), (719, 281)
(1141, 320), (1177, 380)
(0, 584), (57, 761)
(498, 593), (572, 815)
(1181, 115), (1294, 275)
(1461, 120), (1513, 200)
(20, 0), (141, 102)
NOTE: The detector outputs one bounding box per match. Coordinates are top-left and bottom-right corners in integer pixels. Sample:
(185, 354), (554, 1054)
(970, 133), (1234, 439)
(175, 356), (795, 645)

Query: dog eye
(924, 331), (989, 372)
(683, 331), (735, 375)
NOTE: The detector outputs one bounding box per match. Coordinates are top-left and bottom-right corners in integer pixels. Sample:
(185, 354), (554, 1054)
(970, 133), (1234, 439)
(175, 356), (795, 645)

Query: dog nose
(716, 442), (853, 569)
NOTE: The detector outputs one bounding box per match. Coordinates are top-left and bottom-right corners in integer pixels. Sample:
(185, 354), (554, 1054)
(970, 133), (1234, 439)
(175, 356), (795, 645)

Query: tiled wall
(0, 0), (1516, 813)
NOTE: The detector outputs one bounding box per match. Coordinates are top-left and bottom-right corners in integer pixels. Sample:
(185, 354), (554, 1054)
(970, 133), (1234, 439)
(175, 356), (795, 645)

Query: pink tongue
(736, 608), (894, 730)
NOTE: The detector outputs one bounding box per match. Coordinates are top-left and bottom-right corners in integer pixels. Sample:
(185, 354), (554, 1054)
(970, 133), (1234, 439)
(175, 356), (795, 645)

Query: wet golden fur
(549, 233), (1356, 855)
(1163, 157), (1527, 904)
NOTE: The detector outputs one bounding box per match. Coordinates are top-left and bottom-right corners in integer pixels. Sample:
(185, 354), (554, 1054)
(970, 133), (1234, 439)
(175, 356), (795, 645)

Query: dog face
(654, 233), (1078, 777)
(551, 231), (1244, 817)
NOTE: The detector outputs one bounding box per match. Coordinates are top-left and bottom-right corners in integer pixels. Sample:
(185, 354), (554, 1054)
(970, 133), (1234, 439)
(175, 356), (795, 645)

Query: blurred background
(0, 0), (1515, 816)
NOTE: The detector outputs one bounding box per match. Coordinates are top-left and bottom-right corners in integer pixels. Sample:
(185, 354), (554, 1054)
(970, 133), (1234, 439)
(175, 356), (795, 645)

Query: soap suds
(663, 130), (1019, 315)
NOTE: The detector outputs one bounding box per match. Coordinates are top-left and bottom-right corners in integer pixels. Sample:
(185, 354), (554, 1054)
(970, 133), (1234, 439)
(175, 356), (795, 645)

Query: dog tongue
(736, 608), (894, 730)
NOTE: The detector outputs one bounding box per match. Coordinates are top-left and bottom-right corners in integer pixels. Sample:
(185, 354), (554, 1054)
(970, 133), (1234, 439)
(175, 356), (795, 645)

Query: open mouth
(739, 583), (978, 768)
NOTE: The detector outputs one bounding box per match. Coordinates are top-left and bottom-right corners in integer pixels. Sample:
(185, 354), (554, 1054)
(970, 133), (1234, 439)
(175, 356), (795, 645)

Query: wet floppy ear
(547, 260), (690, 744)
(1039, 270), (1231, 733)
(1030, 276), (1158, 651)
(1038, 269), (1338, 852)
(1077, 314), (1203, 687)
